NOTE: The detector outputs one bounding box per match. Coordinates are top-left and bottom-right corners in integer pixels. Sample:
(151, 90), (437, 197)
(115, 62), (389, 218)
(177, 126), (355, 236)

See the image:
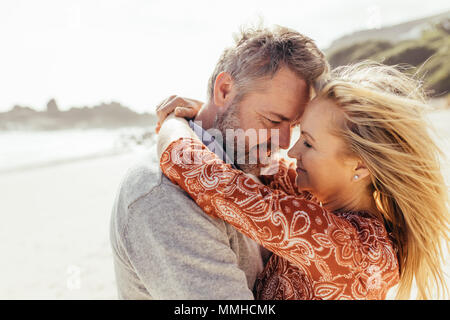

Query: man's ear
(352, 160), (371, 182)
(213, 72), (235, 109)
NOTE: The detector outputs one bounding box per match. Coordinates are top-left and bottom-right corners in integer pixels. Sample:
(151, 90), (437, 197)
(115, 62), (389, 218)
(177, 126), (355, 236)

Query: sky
(0, 0), (449, 113)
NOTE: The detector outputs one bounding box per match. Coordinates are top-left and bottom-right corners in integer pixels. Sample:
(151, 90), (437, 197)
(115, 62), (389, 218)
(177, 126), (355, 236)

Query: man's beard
(213, 98), (262, 176)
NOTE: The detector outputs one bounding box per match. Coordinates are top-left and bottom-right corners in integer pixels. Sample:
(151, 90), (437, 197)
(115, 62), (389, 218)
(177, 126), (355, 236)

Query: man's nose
(278, 123), (292, 149)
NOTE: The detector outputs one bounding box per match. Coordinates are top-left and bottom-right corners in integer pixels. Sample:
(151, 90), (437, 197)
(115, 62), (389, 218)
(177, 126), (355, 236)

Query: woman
(156, 63), (449, 300)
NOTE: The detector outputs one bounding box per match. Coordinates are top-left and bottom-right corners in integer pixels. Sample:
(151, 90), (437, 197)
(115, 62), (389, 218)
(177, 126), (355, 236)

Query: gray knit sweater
(109, 161), (265, 299)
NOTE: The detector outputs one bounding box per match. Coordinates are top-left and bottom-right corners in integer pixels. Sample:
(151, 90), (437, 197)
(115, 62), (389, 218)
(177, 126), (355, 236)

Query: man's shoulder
(112, 160), (232, 250)
(118, 160), (184, 205)
(117, 160), (218, 219)
(117, 161), (161, 207)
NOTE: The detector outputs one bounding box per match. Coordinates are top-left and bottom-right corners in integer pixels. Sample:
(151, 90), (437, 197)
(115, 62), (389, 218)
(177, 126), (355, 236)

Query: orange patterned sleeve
(259, 158), (317, 202)
(258, 158), (298, 195)
(160, 138), (399, 295)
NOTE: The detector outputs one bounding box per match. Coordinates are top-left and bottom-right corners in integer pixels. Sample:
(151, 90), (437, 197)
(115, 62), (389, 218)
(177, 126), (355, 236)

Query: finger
(186, 98), (204, 108)
(156, 95), (202, 123)
(155, 95), (174, 113)
(156, 96), (188, 122)
(156, 105), (175, 124)
(175, 106), (197, 119)
(157, 110), (170, 124)
(157, 104), (180, 123)
(156, 95), (178, 117)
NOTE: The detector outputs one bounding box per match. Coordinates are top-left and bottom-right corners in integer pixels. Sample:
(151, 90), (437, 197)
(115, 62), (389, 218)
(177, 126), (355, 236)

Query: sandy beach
(0, 149), (154, 299)
(0, 110), (449, 300)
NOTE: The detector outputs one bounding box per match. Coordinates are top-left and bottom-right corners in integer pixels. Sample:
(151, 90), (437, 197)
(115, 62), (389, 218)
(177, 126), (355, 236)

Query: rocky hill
(0, 99), (157, 130)
(325, 11), (450, 97)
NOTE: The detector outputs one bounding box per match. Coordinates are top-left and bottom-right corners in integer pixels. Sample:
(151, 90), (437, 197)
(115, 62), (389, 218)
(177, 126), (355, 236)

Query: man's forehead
(248, 67), (310, 96)
(238, 73), (310, 120)
(257, 93), (308, 121)
(265, 110), (297, 122)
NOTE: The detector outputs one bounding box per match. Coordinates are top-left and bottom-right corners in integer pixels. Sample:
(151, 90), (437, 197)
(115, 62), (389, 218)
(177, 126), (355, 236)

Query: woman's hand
(155, 95), (203, 133)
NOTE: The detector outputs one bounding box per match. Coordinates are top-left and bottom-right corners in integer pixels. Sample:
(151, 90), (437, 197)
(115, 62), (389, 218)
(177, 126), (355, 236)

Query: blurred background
(0, 0), (449, 299)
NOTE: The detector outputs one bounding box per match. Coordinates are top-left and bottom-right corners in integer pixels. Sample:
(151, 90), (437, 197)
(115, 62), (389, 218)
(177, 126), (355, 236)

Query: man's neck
(193, 102), (217, 130)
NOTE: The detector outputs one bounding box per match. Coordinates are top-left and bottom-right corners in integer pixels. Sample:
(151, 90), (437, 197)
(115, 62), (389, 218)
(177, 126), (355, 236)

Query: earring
(354, 175), (359, 180)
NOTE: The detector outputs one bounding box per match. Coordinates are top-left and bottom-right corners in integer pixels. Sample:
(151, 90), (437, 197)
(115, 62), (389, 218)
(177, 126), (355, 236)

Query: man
(110, 25), (329, 299)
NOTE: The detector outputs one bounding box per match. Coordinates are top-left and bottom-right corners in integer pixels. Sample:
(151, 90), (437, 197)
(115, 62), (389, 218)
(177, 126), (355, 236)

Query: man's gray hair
(207, 25), (330, 102)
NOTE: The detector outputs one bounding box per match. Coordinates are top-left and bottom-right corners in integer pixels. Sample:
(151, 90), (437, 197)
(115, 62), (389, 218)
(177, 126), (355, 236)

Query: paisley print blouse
(160, 138), (400, 300)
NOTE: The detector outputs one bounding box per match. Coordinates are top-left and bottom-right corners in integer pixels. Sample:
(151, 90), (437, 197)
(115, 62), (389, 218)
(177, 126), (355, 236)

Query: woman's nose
(287, 138), (302, 159)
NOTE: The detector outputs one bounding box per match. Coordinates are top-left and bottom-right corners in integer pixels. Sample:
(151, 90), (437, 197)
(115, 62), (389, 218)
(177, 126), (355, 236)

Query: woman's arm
(157, 114), (199, 158)
(259, 158), (303, 197)
(157, 124), (400, 297)
(159, 137), (398, 274)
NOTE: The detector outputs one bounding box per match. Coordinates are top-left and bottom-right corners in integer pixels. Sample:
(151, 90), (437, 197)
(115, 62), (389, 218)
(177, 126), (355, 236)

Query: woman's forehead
(300, 98), (346, 140)
(302, 98), (341, 124)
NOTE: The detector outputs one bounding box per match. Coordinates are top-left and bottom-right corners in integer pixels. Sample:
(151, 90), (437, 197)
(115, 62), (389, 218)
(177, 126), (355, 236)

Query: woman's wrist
(156, 114), (198, 159)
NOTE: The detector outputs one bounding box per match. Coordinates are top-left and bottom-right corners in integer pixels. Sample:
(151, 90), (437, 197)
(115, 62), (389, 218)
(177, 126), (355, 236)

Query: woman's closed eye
(300, 131), (315, 149)
(300, 134), (313, 148)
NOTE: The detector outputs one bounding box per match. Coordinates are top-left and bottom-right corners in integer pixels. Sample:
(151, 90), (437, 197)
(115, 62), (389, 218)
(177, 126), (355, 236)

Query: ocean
(0, 127), (156, 174)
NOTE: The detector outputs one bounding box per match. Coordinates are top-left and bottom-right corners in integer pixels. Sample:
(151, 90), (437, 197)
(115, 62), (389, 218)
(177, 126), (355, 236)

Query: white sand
(0, 151), (153, 299)
(0, 110), (448, 300)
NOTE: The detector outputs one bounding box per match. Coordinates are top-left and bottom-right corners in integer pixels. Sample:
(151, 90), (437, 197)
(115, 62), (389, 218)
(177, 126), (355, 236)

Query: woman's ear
(213, 72), (235, 109)
(352, 160), (371, 182)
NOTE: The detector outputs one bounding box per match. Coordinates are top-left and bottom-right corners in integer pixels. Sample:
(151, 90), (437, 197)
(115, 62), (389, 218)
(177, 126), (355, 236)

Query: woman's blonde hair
(318, 61), (449, 299)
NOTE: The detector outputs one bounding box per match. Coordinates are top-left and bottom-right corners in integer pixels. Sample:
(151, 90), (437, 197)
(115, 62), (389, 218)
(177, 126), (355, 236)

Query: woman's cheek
(305, 155), (325, 188)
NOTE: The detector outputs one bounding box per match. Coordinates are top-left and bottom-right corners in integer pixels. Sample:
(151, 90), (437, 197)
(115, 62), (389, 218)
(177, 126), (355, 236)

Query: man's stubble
(213, 98), (262, 176)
